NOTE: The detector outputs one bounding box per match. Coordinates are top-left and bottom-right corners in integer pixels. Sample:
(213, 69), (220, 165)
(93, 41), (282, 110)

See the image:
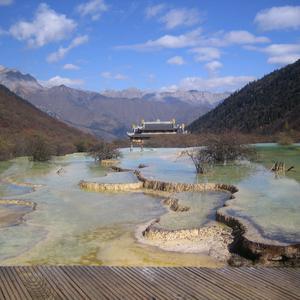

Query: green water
(0, 144), (299, 265)
(157, 191), (229, 230)
(0, 153), (222, 267)
(120, 146), (300, 244)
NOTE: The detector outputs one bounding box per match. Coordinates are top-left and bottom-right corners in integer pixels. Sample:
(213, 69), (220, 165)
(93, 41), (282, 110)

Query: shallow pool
(0, 144), (299, 265)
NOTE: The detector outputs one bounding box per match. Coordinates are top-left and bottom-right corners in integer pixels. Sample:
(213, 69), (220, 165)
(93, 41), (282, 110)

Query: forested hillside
(189, 59), (300, 134)
(0, 84), (96, 160)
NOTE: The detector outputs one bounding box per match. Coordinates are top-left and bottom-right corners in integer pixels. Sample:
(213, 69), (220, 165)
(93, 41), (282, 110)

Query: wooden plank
(0, 267), (20, 300)
(77, 266), (117, 300)
(238, 268), (300, 299)
(123, 267), (174, 299)
(192, 268), (263, 300)
(91, 266), (140, 299)
(45, 266), (89, 299)
(0, 266), (299, 300)
(1, 268), (22, 300)
(17, 266), (59, 300)
(202, 267), (279, 300)
(257, 268), (300, 286)
(216, 268), (287, 300)
(30, 266), (66, 299)
(253, 268), (300, 291)
(184, 267), (266, 300)
(220, 268), (299, 300)
(60, 266), (99, 300)
(162, 267), (226, 300)
(3, 267), (32, 300)
(137, 267), (201, 300)
(106, 266), (149, 299)
(89, 266), (132, 299)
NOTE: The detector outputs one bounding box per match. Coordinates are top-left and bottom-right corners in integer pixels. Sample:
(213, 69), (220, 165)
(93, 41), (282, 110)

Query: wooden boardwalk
(0, 266), (299, 299)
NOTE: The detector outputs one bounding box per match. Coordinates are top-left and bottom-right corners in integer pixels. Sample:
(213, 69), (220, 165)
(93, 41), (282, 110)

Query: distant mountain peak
(0, 65), (42, 96)
(0, 65), (230, 139)
(101, 88), (230, 106)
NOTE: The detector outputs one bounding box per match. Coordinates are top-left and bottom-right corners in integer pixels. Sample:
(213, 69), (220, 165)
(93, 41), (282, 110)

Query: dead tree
(271, 161), (295, 173)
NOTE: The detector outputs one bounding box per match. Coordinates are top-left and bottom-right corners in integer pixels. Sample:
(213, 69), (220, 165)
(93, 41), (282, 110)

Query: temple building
(127, 119), (187, 150)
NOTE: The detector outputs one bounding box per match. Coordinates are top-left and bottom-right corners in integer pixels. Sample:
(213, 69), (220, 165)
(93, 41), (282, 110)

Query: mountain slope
(28, 86), (213, 138)
(0, 66), (229, 139)
(189, 59), (300, 134)
(0, 84), (96, 158)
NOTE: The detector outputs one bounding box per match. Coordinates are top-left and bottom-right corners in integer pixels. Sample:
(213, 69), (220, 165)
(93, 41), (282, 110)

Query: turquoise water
(0, 144), (299, 266)
(120, 146), (300, 244)
(157, 191), (229, 230)
(0, 153), (222, 266)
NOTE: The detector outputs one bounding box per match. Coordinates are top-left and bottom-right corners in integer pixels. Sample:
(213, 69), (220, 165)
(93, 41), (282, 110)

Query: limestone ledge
(3, 176), (43, 191)
(111, 166), (133, 172)
(0, 199), (37, 209)
(0, 199), (37, 228)
(216, 205), (300, 265)
(101, 159), (120, 167)
(138, 219), (233, 262)
(80, 164), (300, 264)
(163, 198), (189, 212)
(135, 171), (238, 194)
(79, 180), (143, 192)
(136, 169), (300, 264)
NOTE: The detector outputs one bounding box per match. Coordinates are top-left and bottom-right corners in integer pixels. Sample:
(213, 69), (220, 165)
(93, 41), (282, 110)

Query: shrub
(89, 141), (120, 162)
(75, 141), (88, 152)
(185, 133), (256, 174)
(202, 134), (256, 163)
(277, 132), (294, 146)
(184, 149), (213, 174)
(28, 135), (52, 162)
(0, 139), (13, 161)
(56, 143), (76, 156)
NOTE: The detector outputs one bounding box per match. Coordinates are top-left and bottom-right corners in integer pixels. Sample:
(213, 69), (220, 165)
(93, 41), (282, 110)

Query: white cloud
(0, 0), (13, 6)
(47, 35), (89, 63)
(247, 43), (300, 65)
(222, 30), (270, 45)
(145, 4), (166, 18)
(63, 63), (80, 70)
(41, 76), (84, 87)
(167, 56), (185, 65)
(117, 28), (268, 53)
(101, 72), (128, 80)
(190, 47), (221, 62)
(254, 6), (300, 31)
(263, 43), (300, 56)
(77, 0), (108, 20)
(116, 28), (202, 51)
(267, 54), (300, 65)
(114, 73), (128, 80)
(205, 30), (270, 47)
(101, 72), (112, 79)
(10, 3), (76, 47)
(205, 60), (223, 74)
(160, 8), (201, 29)
(177, 75), (254, 92)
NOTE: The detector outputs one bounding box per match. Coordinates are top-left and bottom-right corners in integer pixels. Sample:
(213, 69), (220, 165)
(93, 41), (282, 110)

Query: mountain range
(0, 66), (229, 139)
(189, 59), (300, 134)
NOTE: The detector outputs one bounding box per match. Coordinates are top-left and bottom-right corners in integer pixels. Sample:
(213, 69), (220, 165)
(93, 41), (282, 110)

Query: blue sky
(0, 0), (300, 92)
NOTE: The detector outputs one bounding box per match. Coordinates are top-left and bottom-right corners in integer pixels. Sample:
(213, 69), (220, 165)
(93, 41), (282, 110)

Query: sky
(0, 0), (300, 93)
